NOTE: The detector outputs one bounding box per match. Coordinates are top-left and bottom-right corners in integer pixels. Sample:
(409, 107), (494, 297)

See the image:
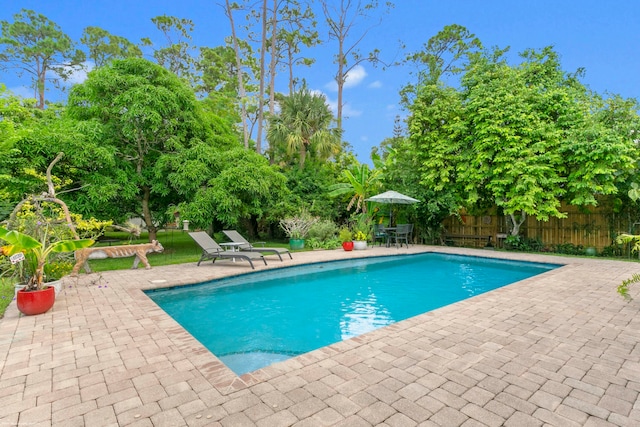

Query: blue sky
(2, 1), (639, 163)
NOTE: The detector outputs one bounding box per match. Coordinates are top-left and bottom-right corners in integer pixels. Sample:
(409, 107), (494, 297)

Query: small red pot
(342, 241), (354, 251)
(16, 286), (56, 316)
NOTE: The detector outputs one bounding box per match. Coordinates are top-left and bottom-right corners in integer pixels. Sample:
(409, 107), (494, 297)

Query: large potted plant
(352, 213), (371, 250)
(0, 227), (93, 315)
(279, 210), (319, 250)
(339, 227), (354, 251)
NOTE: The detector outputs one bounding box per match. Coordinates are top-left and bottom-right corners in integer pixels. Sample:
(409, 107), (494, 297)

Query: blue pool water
(147, 253), (558, 375)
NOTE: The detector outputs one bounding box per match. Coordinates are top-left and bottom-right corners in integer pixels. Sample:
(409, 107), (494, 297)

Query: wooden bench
(444, 234), (493, 248)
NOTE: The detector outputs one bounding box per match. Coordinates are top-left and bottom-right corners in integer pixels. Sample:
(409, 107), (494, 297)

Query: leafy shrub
(553, 243), (585, 255)
(504, 235), (544, 252)
(308, 219), (338, 241)
(306, 236), (341, 250)
(338, 228), (353, 242)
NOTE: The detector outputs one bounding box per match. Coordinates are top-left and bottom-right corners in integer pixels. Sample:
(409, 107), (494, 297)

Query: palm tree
(328, 163), (382, 213)
(267, 85), (342, 168)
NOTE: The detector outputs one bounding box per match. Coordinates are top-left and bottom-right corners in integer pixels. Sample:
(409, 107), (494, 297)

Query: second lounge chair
(222, 230), (292, 261)
(188, 231), (267, 269)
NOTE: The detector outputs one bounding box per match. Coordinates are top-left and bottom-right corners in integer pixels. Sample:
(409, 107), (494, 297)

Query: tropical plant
(616, 233), (640, 300)
(0, 226), (93, 291)
(351, 213), (371, 241)
(328, 163), (382, 213)
(267, 84), (342, 168)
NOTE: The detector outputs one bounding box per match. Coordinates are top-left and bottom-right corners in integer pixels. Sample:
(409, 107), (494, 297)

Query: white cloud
(323, 65), (368, 92)
(368, 80), (382, 89)
(386, 104), (396, 111)
(344, 65), (367, 89)
(62, 61), (94, 86)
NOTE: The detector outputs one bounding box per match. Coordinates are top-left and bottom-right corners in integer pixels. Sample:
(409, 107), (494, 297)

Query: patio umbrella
(365, 190), (420, 225)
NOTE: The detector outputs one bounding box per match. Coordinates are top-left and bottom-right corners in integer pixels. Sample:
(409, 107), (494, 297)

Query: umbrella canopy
(365, 190), (419, 204)
(365, 191), (419, 226)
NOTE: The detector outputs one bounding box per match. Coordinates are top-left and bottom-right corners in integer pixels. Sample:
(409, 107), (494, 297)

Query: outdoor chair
(390, 223), (413, 248)
(188, 231), (267, 269)
(372, 224), (388, 246)
(222, 230), (292, 261)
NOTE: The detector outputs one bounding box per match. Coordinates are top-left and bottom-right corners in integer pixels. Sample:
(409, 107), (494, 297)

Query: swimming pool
(147, 253), (558, 375)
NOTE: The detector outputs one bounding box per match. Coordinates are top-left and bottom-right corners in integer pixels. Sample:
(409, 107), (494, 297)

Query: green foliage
(504, 235), (544, 252)
(328, 163), (382, 213)
(307, 219), (339, 241)
(618, 273), (640, 301)
(267, 84), (342, 168)
(405, 38), (638, 237)
(0, 9), (85, 108)
(339, 227), (353, 242)
(0, 226), (93, 290)
(66, 58), (221, 236)
(81, 26), (142, 67)
(169, 145), (289, 230)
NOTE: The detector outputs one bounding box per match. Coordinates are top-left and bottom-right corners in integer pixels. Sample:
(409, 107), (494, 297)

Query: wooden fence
(441, 204), (638, 250)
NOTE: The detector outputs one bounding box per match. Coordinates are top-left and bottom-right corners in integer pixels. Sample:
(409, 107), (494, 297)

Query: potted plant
(339, 228), (354, 251)
(279, 210), (319, 250)
(0, 227), (93, 315)
(352, 213), (370, 250)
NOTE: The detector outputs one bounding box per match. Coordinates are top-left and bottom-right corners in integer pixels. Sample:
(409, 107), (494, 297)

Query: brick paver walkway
(0, 245), (639, 426)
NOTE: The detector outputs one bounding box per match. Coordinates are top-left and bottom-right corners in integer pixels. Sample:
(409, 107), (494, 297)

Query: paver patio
(0, 245), (639, 426)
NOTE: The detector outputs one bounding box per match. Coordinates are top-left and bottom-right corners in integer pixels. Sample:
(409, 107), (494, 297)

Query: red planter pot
(342, 241), (354, 251)
(16, 286), (56, 316)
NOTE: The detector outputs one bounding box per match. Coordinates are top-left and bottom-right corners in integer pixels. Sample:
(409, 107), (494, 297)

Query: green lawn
(0, 230), (294, 318)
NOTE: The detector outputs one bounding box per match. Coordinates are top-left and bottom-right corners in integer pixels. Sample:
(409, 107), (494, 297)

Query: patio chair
(372, 224), (388, 246)
(390, 223), (413, 248)
(222, 230), (292, 261)
(188, 231), (267, 269)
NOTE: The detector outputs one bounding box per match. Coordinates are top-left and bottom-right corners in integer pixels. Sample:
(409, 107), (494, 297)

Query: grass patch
(0, 278), (16, 319)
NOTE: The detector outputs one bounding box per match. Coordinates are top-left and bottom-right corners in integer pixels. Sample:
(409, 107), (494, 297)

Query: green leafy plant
(616, 233), (640, 300)
(338, 227), (353, 243)
(351, 213), (371, 241)
(308, 220), (339, 241)
(0, 227), (93, 291)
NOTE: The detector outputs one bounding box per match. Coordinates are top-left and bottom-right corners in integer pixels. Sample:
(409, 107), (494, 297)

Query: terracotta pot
(342, 241), (354, 251)
(16, 286), (56, 316)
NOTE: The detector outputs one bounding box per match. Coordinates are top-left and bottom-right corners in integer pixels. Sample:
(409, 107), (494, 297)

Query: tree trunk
(508, 211), (527, 236)
(141, 186), (157, 241)
(256, 0), (268, 154)
(299, 142), (308, 168)
(225, 0), (250, 148)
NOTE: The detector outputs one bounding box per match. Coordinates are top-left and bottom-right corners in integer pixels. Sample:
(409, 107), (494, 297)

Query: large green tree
(66, 58), (217, 240)
(81, 26), (142, 67)
(407, 42), (638, 236)
(0, 9), (85, 109)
